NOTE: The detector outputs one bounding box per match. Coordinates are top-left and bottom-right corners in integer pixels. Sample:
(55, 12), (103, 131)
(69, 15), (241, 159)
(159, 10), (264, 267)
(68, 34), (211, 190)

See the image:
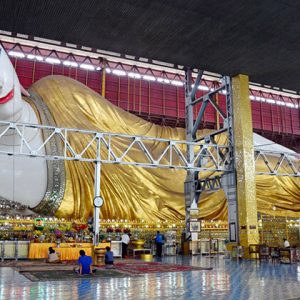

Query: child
(105, 246), (114, 265)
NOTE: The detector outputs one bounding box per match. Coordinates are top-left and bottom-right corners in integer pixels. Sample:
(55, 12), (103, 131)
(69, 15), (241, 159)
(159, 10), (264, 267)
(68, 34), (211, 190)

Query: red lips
(0, 88), (14, 104)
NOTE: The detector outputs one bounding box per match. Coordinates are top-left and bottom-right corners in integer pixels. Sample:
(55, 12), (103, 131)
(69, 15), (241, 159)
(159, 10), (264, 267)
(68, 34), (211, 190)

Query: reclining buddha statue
(0, 44), (299, 221)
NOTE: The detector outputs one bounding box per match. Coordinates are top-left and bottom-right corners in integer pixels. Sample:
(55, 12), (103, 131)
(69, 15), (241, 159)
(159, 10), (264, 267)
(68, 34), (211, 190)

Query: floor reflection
(1, 256), (300, 299)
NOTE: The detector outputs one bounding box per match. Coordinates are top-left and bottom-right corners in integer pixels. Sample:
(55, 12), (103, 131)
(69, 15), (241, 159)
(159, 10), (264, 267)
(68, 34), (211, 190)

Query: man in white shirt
(121, 232), (130, 258)
(283, 238), (290, 248)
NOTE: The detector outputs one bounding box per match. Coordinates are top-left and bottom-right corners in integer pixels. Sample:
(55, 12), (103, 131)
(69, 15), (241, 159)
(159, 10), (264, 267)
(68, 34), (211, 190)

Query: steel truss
(195, 176), (222, 193)
(255, 150), (299, 177)
(0, 121), (230, 172)
(195, 150), (300, 193)
(0, 122), (296, 183)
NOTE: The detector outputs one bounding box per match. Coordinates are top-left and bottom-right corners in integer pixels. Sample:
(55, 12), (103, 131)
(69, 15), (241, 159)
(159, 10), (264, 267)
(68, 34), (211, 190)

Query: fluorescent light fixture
(128, 72), (141, 79)
(105, 68), (111, 73)
(266, 99), (276, 104)
(8, 51), (25, 58)
(191, 84), (210, 91)
(80, 63), (95, 70)
(171, 80), (183, 86)
(96, 67), (101, 71)
(249, 95), (255, 100)
(27, 54), (44, 61)
(277, 101), (285, 106)
(35, 56), (43, 61)
(143, 75), (156, 81)
(198, 85), (209, 91)
(63, 60), (78, 67)
(112, 69), (126, 76)
(45, 57), (61, 64)
(157, 78), (170, 84)
(286, 103), (295, 108)
(257, 97), (265, 102)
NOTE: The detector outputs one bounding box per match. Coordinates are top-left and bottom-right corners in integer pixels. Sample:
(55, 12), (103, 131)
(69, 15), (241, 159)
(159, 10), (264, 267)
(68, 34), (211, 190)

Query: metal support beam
(192, 99), (208, 139)
(191, 84), (226, 106)
(93, 136), (101, 246)
(191, 70), (204, 101)
(184, 68), (196, 237)
(224, 76), (239, 243)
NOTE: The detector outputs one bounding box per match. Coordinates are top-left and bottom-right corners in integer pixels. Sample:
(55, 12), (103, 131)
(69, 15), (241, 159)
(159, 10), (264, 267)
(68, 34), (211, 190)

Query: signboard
(34, 218), (45, 230)
(190, 221), (201, 232)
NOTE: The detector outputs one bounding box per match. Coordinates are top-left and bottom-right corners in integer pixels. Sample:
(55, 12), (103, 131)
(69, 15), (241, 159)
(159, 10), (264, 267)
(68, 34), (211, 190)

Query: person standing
(155, 231), (164, 257)
(283, 238), (290, 248)
(121, 231), (130, 258)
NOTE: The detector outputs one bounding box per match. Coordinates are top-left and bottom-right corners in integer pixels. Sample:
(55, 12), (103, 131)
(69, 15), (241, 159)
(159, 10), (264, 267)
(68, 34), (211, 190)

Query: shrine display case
(279, 248), (296, 264)
(259, 245), (270, 261)
(200, 239), (210, 255)
(163, 231), (177, 256)
(249, 244), (260, 259)
(111, 241), (122, 257)
(259, 216), (300, 247)
(0, 240), (30, 261)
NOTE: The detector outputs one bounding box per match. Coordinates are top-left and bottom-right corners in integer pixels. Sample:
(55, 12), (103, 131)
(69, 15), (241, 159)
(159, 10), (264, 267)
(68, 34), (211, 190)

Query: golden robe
(30, 76), (300, 221)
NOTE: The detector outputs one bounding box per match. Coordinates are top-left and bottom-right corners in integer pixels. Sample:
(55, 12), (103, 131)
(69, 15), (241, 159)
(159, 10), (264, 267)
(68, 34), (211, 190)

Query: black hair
(79, 250), (85, 256)
(49, 247), (55, 254)
(106, 246), (111, 251)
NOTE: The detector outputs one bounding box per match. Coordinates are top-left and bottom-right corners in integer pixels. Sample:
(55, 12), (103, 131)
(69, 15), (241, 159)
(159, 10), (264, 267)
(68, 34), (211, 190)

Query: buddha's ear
(20, 84), (30, 97)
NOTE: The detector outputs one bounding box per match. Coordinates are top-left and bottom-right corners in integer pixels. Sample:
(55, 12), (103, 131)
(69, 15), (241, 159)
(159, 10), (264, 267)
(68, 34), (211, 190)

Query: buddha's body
(0, 45), (299, 220)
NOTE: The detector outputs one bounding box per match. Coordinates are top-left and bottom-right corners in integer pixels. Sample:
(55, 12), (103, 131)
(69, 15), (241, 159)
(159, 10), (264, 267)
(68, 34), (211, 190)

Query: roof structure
(0, 0), (300, 91)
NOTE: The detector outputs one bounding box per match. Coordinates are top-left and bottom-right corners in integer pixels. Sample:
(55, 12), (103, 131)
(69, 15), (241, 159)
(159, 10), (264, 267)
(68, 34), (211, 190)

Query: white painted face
(0, 45), (23, 121)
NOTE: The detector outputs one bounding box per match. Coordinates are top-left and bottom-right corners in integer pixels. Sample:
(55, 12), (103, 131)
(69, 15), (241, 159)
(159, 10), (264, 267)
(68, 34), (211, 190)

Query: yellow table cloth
(28, 243), (111, 260)
(28, 243), (92, 260)
(53, 247), (92, 260)
(28, 243), (56, 259)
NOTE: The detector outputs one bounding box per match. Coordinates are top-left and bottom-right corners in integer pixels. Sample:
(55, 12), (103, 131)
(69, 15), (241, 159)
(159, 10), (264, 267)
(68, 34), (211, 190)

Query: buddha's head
(0, 44), (23, 121)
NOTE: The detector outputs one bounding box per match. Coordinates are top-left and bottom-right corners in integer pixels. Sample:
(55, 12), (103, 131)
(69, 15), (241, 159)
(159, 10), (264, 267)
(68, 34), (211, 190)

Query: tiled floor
(1, 256), (300, 300)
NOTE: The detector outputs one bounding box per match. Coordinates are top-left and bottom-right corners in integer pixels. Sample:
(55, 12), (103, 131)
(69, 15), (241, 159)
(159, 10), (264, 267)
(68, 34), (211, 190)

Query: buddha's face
(0, 45), (23, 121)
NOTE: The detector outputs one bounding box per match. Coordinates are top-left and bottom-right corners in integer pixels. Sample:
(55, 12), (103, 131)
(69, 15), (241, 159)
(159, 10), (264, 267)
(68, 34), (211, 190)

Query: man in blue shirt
(104, 246), (114, 265)
(77, 250), (93, 275)
(155, 231), (164, 258)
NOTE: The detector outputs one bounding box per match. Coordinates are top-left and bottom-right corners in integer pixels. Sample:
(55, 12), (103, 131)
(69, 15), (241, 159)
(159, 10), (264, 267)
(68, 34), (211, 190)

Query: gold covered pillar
(232, 74), (259, 256)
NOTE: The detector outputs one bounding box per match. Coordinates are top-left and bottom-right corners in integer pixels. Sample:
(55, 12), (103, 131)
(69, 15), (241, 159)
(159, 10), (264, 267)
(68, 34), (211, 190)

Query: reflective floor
(1, 256), (300, 300)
